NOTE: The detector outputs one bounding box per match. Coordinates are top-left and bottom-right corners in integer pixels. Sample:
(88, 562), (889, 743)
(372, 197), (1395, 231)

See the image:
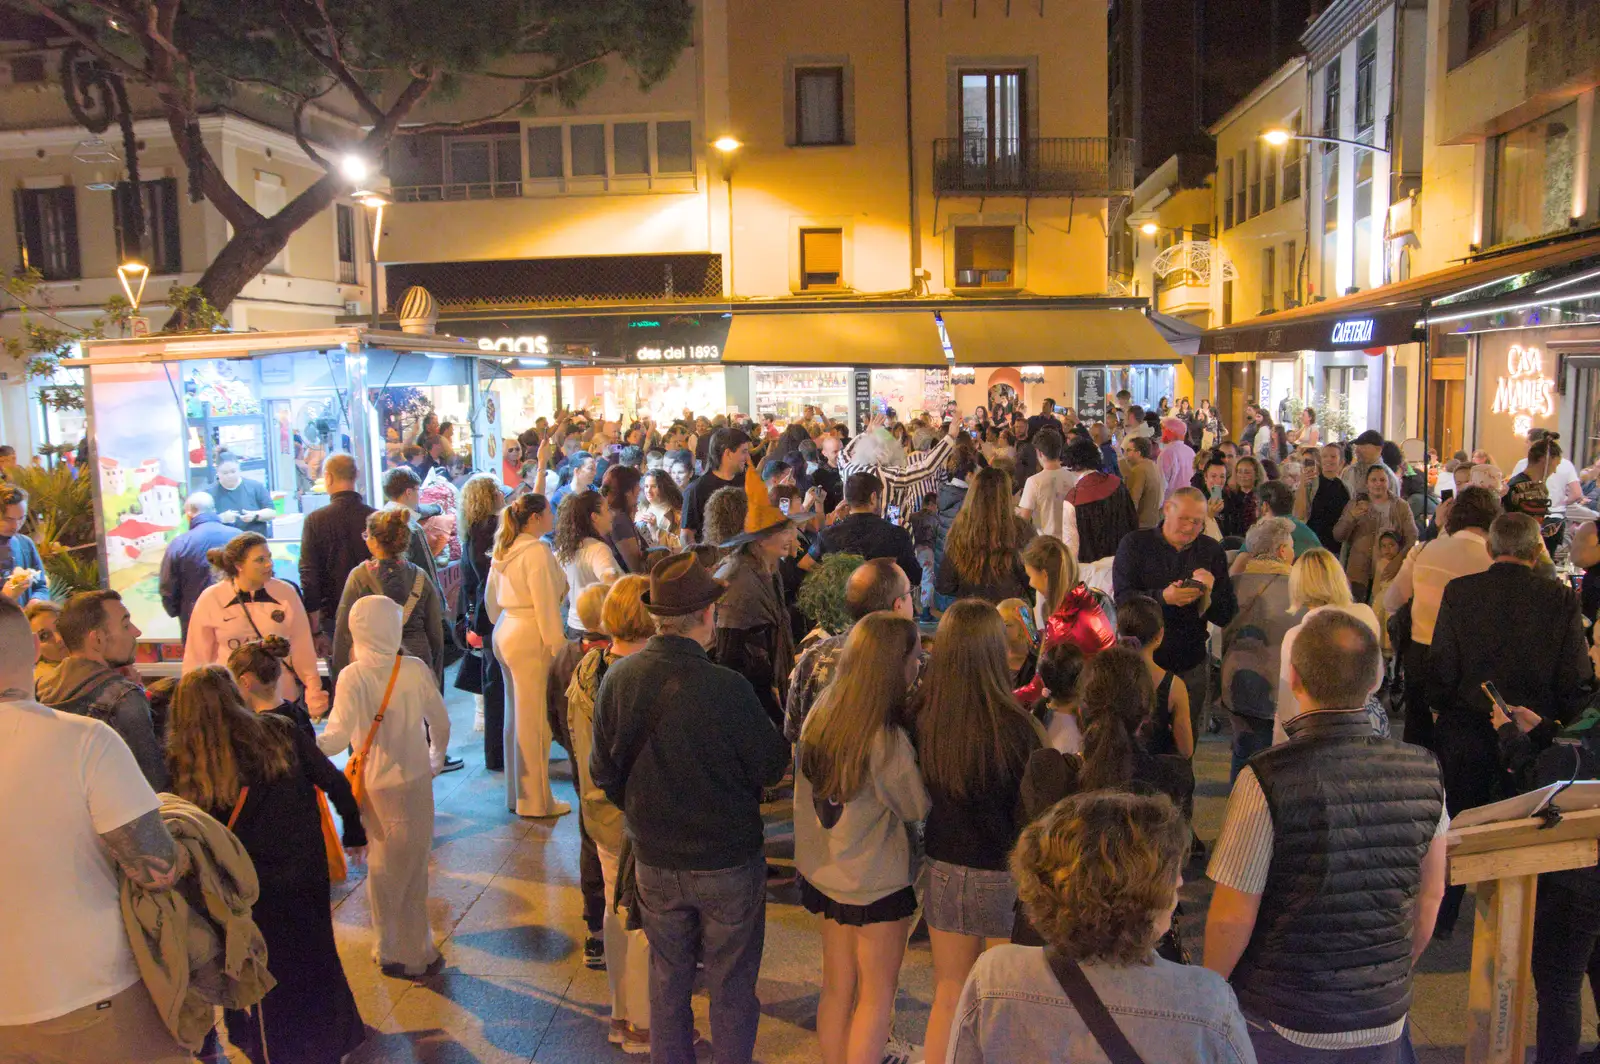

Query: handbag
(1044, 948), (1148, 1064)
(344, 653), (405, 807)
(228, 778), (349, 885)
(453, 649), (486, 695)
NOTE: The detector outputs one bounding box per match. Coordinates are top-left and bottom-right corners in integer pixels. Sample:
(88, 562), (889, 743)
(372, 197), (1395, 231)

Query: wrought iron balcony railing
(932, 137), (1135, 197)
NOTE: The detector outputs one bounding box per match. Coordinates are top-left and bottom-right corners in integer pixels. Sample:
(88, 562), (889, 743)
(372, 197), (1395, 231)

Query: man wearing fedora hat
(1341, 430), (1401, 501)
(591, 551), (790, 1064)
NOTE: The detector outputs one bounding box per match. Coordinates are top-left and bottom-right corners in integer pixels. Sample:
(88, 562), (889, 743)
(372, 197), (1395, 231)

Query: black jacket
(590, 635), (789, 870)
(298, 490), (374, 630)
(934, 480), (968, 558)
(1428, 561), (1594, 724)
(1112, 527), (1238, 673)
(810, 512), (922, 585)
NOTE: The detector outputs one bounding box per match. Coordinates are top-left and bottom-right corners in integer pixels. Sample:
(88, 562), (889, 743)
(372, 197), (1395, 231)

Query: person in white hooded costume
(486, 493), (571, 818)
(317, 595), (450, 978)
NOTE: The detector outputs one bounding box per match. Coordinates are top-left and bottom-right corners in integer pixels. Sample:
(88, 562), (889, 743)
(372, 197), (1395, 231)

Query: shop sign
(1330, 318), (1376, 345)
(853, 369), (872, 433)
(1490, 344), (1555, 439)
(1075, 369), (1106, 421)
(631, 343), (721, 364)
(477, 335), (550, 355)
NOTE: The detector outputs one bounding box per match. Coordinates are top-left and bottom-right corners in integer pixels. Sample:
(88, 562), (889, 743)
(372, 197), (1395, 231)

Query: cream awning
(723, 310), (948, 366)
(938, 307), (1178, 365)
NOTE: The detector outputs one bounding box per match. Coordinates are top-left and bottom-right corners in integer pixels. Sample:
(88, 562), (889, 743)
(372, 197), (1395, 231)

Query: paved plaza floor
(235, 685), (1593, 1062)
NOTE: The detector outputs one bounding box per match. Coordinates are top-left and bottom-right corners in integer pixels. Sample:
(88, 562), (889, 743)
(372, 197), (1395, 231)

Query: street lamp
(339, 153), (371, 183)
(351, 188), (391, 329)
(1260, 128), (1392, 154)
(714, 136), (742, 296)
(116, 259), (149, 313)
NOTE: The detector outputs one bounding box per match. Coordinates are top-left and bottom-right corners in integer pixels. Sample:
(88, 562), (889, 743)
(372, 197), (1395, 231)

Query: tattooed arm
(99, 808), (183, 892)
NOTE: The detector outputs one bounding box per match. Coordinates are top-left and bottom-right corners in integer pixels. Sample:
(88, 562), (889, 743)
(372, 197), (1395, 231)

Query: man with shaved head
(782, 557), (920, 742)
(0, 595), (189, 1061)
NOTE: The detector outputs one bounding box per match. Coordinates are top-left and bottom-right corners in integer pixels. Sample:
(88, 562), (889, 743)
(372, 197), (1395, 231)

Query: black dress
(460, 515), (506, 770)
(219, 717), (367, 1064)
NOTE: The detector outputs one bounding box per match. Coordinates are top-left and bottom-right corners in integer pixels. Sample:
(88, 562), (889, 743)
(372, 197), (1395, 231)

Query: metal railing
(391, 181), (524, 203)
(932, 137), (1134, 197)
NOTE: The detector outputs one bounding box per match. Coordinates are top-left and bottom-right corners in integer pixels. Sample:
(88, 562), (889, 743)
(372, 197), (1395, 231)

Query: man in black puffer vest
(1203, 610), (1448, 1063)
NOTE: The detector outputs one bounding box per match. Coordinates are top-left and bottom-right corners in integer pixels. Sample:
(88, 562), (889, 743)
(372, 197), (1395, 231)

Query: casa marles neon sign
(1490, 344), (1555, 438)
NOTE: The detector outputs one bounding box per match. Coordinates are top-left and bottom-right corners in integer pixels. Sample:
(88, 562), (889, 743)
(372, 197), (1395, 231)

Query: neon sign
(634, 344), (720, 363)
(1330, 318), (1376, 345)
(476, 335), (550, 355)
(1490, 344), (1555, 438)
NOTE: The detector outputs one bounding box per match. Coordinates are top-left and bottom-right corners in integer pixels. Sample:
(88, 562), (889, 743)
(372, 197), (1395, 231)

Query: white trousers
(364, 779), (437, 972)
(595, 843), (651, 1030)
(495, 616), (558, 816)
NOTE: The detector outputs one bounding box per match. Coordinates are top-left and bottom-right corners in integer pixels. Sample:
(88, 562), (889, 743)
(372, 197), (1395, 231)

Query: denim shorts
(922, 858), (1017, 939)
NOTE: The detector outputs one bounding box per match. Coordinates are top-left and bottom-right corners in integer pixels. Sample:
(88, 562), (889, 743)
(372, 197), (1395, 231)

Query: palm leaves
(12, 463), (101, 597)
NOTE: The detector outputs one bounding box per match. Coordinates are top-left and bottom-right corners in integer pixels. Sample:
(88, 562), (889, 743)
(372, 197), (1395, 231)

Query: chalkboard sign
(853, 369), (872, 434)
(1076, 369), (1107, 423)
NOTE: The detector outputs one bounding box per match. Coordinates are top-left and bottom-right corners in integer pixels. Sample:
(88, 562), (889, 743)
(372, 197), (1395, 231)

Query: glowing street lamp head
(713, 136), (743, 154)
(353, 189), (391, 209)
(116, 259), (149, 311)
(339, 153), (370, 182)
(1260, 128), (1293, 147)
(1140, 221), (1159, 236)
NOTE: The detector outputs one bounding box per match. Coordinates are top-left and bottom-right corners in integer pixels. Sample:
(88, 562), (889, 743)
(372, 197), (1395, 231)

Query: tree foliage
(8, 0), (695, 326)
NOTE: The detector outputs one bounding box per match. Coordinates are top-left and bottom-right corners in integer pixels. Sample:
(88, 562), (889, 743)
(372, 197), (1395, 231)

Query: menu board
(853, 369), (872, 434)
(1076, 369), (1107, 422)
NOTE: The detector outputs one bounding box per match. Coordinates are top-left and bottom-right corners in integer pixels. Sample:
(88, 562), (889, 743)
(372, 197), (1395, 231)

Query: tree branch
(291, 95), (328, 169)
(404, 54), (611, 134)
(12, 0), (147, 81)
(276, 0), (386, 123)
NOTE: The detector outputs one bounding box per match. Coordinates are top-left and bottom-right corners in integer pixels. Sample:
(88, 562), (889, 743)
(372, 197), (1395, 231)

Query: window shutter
(802, 229), (843, 274)
(968, 227), (1013, 271)
(157, 178), (181, 273)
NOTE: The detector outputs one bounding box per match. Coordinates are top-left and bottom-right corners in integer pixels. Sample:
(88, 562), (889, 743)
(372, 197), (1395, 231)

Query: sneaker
(608, 1018), (629, 1045)
(439, 756), (466, 773)
(620, 1024), (651, 1055)
(881, 1033), (919, 1064)
(583, 934), (605, 970)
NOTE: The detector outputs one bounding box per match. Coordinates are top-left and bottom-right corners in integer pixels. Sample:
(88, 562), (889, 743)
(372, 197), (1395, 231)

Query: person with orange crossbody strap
(317, 595), (450, 980)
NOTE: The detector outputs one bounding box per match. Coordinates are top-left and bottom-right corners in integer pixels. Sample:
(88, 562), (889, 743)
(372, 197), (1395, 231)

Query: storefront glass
(869, 368), (953, 420)
(372, 383), (476, 473)
(752, 367), (851, 423)
(30, 365), (87, 460)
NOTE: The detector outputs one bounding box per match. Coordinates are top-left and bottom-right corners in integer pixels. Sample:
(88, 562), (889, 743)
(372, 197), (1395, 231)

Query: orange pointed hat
(718, 455), (795, 549)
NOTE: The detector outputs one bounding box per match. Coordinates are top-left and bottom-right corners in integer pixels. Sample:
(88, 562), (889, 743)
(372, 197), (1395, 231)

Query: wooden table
(1447, 805), (1600, 1063)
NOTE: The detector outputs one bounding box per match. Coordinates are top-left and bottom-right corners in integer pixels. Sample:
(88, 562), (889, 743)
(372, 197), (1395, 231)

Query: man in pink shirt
(1157, 416), (1197, 503)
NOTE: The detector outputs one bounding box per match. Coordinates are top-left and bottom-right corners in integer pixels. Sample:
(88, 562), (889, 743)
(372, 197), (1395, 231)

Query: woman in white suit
(487, 493), (571, 818)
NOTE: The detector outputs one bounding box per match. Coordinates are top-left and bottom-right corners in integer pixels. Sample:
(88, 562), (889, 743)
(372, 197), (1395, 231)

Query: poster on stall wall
(87, 361), (187, 641)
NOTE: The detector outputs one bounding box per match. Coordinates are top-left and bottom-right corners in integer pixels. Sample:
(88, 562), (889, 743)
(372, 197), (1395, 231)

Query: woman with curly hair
(553, 489), (620, 638)
(935, 466), (1033, 603)
(949, 791), (1251, 1062)
(637, 468), (684, 550)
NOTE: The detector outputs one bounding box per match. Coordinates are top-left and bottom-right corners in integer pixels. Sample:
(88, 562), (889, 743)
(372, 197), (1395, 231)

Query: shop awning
(1198, 230), (1600, 355)
(722, 310), (947, 367)
(938, 307), (1177, 366)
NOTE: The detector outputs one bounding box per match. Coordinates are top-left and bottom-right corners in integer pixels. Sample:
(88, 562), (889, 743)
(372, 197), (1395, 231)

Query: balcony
(932, 137), (1134, 197)
(1158, 280), (1210, 315)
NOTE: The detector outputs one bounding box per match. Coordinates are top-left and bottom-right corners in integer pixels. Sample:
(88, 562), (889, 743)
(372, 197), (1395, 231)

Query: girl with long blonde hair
(936, 466), (1031, 603)
(914, 598), (1044, 1064)
(167, 667), (366, 1063)
(1016, 534), (1115, 704)
(795, 611), (929, 1064)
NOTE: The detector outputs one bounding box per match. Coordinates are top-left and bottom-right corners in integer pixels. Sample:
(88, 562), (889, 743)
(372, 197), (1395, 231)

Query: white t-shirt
(0, 700), (160, 1024)
(1510, 457), (1581, 516)
(1019, 466), (1080, 539)
(562, 537), (620, 630)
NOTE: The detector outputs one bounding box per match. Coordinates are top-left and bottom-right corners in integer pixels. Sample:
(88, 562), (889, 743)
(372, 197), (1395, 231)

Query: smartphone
(1209, 486), (1224, 503)
(1481, 681), (1511, 717)
(778, 497), (791, 516)
(885, 504), (903, 524)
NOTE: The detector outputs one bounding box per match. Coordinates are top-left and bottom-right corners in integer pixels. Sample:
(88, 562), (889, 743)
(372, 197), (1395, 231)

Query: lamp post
(352, 187), (391, 330)
(116, 259), (149, 336)
(1260, 128), (1392, 154)
(714, 136), (742, 297)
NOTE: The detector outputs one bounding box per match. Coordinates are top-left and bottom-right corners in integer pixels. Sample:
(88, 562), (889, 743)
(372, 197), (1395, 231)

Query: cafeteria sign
(1330, 318), (1375, 345)
(1491, 344), (1554, 438)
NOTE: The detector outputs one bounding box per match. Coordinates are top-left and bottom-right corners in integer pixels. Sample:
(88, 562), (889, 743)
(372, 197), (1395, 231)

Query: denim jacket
(950, 945), (1256, 1063)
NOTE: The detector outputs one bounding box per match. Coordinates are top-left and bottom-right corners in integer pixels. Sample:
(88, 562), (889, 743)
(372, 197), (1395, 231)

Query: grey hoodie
(331, 558), (445, 688)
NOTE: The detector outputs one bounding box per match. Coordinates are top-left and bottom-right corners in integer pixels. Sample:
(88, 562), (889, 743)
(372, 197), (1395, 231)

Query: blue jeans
(635, 857), (767, 1064)
(1247, 1019), (1417, 1063)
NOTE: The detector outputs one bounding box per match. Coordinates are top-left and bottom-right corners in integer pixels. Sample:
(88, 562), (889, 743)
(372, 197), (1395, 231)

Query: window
(657, 121), (694, 173)
(1489, 102), (1578, 246)
(444, 134), (520, 196)
(1234, 150), (1247, 225)
(613, 123), (650, 175)
(960, 71), (1026, 184)
(13, 186), (79, 281)
(1321, 147), (1339, 299)
(254, 173), (287, 273)
(1355, 29), (1377, 135)
(1321, 58), (1342, 142)
(795, 67), (845, 146)
(336, 204), (357, 284)
(1282, 136), (1302, 202)
(1466, 0), (1528, 59)
(1283, 239), (1298, 307)
(1222, 279), (1233, 325)
(800, 228), (844, 289)
(527, 126), (563, 179)
(953, 226), (1016, 288)
(1261, 246), (1277, 311)
(1249, 146), (1261, 218)
(112, 177), (180, 275)
(570, 124), (607, 177)
(1221, 158), (1234, 230)
(1263, 144), (1277, 211)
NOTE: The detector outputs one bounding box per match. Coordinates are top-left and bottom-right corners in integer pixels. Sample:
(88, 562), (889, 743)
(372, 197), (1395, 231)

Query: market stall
(67, 327), (509, 647)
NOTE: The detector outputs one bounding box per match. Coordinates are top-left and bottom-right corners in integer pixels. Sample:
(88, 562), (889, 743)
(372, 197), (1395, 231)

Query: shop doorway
(1326, 365), (1371, 434)
(1216, 360), (1258, 442)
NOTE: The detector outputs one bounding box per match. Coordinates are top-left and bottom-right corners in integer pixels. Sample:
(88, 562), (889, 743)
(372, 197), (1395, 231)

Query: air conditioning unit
(344, 301), (362, 317)
(1388, 192), (1419, 240)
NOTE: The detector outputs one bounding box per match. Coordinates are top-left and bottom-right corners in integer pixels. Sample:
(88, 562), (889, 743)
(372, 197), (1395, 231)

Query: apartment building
(0, 49), (366, 455)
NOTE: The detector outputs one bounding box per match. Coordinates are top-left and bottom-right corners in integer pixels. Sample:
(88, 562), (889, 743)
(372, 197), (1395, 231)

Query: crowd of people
(6, 387), (1600, 1064)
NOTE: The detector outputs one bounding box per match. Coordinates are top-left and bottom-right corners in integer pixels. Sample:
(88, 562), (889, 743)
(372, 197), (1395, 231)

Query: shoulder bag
(344, 653), (405, 807)
(1043, 948), (1148, 1064)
